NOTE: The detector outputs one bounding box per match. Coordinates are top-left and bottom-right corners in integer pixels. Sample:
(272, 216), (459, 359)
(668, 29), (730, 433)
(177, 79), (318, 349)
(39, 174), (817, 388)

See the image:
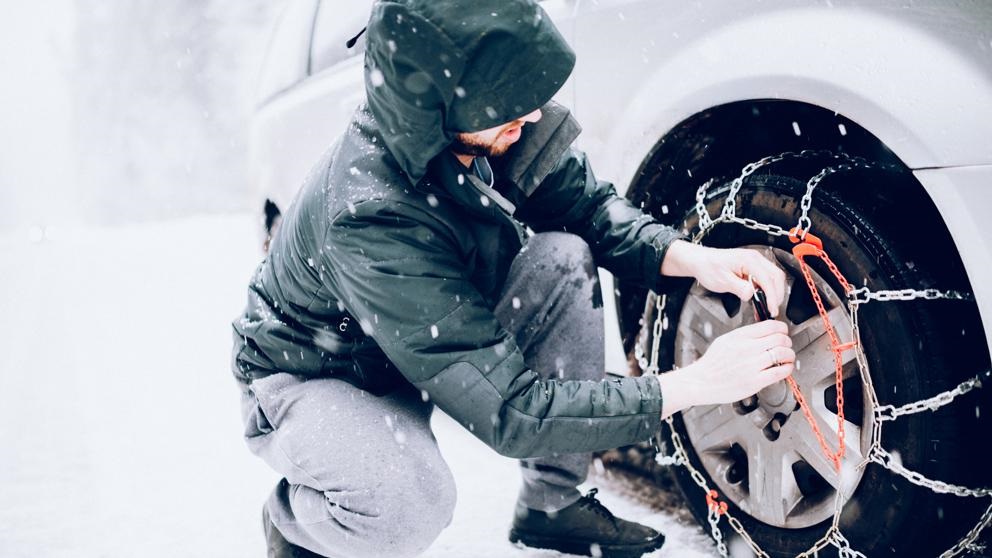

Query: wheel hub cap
(673, 245), (873, 529)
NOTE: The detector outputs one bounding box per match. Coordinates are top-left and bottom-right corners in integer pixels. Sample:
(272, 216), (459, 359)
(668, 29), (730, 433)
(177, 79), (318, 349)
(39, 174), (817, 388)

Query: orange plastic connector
(789, 227), (823, 250)
(706, 489), (728, 516)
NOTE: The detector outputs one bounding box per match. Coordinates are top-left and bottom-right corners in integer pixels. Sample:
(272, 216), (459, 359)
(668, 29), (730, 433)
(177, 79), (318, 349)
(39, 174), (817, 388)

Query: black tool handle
(753, 286), (773, 321)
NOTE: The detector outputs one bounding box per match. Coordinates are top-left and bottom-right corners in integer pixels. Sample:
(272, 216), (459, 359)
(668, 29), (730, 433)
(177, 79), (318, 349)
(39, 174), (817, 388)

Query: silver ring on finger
(766, 347), (780, 368)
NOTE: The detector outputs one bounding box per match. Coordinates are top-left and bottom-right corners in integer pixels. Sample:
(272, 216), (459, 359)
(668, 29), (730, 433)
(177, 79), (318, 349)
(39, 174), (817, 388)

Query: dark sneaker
(262, 504), (326, 558)
(508, 488), (665, 558)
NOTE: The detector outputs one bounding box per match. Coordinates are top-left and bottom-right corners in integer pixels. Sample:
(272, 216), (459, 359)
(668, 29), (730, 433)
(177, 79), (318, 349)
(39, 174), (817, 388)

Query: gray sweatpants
(239, 232), (606, 558)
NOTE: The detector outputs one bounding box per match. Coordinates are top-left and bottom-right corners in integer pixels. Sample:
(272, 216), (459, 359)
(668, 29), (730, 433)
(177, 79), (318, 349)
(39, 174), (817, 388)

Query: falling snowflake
(369, 69), (385, 87)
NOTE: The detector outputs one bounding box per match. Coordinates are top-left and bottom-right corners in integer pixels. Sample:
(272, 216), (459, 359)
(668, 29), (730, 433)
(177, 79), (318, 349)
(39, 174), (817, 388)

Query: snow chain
(635, 150), (991, 557)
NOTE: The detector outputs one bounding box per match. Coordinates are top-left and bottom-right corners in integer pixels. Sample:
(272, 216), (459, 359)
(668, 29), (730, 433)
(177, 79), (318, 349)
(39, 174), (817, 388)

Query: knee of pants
(524, 232), (596, 278)
(311, 463), (457, 558)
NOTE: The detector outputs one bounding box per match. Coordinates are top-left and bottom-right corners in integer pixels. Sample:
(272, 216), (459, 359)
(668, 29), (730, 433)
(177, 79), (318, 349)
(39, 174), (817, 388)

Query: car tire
(638, 171), (989, 557)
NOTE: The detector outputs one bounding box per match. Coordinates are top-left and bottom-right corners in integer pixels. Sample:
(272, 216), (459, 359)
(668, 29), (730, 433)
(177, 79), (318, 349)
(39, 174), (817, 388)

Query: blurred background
(0, 0), (281, 233)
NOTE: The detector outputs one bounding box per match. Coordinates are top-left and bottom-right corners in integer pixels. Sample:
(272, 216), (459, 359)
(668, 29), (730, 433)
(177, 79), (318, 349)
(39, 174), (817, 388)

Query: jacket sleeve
(516, 146), (691, 294)
(323, 199), (663, 459)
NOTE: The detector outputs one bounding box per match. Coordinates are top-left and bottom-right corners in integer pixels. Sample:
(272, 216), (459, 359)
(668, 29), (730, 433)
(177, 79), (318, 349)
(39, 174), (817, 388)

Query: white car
(249, 2), (992, 556)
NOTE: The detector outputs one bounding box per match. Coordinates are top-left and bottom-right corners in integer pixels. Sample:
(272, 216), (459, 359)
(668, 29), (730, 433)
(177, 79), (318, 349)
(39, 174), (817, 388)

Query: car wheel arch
(615, 99), (986, 363)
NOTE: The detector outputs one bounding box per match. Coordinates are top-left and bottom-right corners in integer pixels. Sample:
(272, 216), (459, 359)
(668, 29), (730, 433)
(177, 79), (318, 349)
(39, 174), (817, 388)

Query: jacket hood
(363, 0), (575, 186)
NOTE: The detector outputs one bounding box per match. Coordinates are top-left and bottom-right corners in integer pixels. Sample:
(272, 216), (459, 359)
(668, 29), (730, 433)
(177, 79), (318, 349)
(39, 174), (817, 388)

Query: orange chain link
(788, 228), (858, 472)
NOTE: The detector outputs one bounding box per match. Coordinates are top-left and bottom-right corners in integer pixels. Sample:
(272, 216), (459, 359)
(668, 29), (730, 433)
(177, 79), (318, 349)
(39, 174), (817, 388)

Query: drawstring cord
(346, 26), (367, 48)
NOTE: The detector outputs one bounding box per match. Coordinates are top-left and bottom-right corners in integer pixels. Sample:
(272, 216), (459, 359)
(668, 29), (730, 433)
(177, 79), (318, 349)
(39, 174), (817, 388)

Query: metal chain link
(722, 149), (862, 222)
(696, 178), (716, 232)
(650, 293), (666, 374)
(939, 503), (992, 558)
(722, 150), (828, 220)
(639, 151), (990, 558)
(833, 529), (870, 558)
(849, 287), (973, 304)
(875, 376), (984, 421)
(664, 415), (772, 558)
(707, 504), (729, 557)
(794, 154), (886, 236)
(726, 216), (793, 237)
(634, 295), (654, 374)
(868, 448), (992, 498)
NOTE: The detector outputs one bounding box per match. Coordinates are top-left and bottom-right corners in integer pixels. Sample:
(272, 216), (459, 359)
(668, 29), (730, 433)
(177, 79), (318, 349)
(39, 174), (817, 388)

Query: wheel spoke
(792, 306), (856, 388)
(684, 288), (740, 341)
(779, 268), (796, 320)
(783, 417), (842, 490)
(792, 305), (852, 353)
(746, 441), (793, 524)
(685, 404), (744, 453)
(783, 400), (865, 491)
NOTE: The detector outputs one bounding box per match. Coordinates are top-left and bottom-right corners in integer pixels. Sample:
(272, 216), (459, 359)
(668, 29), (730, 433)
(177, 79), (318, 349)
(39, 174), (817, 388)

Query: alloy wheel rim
(674, 244), (873, 529)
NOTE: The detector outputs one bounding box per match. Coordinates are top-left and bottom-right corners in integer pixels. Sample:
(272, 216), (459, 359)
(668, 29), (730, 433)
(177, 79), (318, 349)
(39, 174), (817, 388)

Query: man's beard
(450, 132), (511, 158)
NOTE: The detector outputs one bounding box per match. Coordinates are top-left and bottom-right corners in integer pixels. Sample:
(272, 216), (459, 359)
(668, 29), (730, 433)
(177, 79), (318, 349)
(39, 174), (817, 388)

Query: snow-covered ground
(0, 214), (717, 557)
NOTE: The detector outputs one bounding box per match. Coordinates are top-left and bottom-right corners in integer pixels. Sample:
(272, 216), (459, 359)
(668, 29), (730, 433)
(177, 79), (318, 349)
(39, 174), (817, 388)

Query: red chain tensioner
(788, 227), (859, 472)
(706, 489), (729, 516)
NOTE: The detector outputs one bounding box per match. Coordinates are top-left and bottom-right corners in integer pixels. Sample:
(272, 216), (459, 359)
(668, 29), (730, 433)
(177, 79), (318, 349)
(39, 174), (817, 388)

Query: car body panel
(571, 0), (992, 182)
(914, 164), (992, 356)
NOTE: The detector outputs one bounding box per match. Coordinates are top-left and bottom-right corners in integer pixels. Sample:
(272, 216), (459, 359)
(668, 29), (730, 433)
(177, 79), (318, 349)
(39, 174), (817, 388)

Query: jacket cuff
(632, 373), (665, 437)
(645, 224), (695, 295)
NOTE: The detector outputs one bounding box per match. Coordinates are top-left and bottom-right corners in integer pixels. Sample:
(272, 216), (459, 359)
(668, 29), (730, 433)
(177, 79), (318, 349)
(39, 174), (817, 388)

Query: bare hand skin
(657, 319), (795, 418)
(661, 240), (787, 318)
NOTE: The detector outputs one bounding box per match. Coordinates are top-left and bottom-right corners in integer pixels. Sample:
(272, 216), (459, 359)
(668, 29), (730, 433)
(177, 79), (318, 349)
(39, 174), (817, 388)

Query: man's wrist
(656, 363), (702, 419)
(660, 239), (706, 278)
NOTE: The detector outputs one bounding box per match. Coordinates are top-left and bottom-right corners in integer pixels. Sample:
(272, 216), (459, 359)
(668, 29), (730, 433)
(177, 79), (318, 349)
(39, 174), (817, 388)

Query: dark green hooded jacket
(231, 0), (688, 458)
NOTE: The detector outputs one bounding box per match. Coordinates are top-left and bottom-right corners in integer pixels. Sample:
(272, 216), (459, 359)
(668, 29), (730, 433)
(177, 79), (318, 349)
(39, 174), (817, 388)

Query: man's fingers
(747, 344), (795, 373)
(764, 362), (795, 383)
(771, 346), (796, 364)
(750, 257), (786, 318)
(757, 332), (793, 351)
(730, 273), (755, 302)
(738, 318), (789, 338)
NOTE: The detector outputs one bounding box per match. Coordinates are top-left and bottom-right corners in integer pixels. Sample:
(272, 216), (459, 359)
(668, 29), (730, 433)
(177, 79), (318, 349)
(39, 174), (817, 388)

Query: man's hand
(661, 240), (787, 318)
(656, 320), (795, 418)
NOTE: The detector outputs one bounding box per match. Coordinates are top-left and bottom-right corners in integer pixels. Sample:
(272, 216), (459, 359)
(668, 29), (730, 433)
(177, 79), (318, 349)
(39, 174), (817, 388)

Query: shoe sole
(509, 528), (665, 558)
